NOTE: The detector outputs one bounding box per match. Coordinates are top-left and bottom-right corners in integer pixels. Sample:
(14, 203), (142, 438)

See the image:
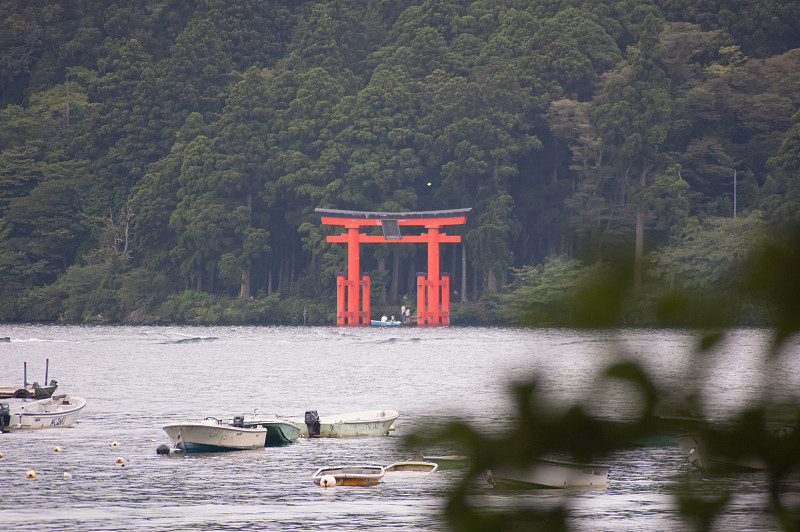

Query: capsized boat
(312, 465), (385, 486)
(240, 410), (302, 446)
(0, 394), (86, 431)
(291, 409), (399, 438)
(383, 461), (438, 474)
(163, 416), (268, 453)
(487, 458), (610, 489)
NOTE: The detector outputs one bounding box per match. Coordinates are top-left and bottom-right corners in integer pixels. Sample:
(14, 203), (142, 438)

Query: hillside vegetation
(1, 0), (798, 325)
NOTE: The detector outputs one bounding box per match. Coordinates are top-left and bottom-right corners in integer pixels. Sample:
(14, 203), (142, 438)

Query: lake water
(1, 325), (798, 531)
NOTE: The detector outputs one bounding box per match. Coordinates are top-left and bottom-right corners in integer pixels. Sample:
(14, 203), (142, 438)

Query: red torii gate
(316, 208), (471, 326)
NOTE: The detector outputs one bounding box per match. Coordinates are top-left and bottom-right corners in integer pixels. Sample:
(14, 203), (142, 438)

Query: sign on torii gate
(316, 208), (471, 326)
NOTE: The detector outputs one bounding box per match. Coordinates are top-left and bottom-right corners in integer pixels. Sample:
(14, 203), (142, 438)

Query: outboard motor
(232, 415), (244, 428)
(305, 410), (320, 437)
(0, 402), (10, 431)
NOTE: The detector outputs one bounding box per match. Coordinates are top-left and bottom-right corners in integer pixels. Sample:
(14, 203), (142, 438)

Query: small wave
(1, 337), (68, 343)
(161, 337), (219, 344)
(375, 337), (422, 344)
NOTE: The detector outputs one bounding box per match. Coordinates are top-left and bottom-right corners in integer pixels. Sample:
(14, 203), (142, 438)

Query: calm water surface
(1, 325), (798, 531)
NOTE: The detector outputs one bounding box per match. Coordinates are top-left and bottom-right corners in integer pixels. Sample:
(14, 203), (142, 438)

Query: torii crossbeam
(316, 208), (471, 326)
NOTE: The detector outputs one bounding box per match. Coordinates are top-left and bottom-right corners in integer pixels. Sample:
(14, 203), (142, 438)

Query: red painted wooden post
(336, 273), (345, 325)
(441, 273), (450, 325)
(361, 274), (370, 324)
(347, 225), (361, 325)
(426, 226), (440, 325)
(416, 273), (427, 325)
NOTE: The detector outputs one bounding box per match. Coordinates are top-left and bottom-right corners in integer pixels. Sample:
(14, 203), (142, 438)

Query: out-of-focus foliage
(409, 227), (800, 531)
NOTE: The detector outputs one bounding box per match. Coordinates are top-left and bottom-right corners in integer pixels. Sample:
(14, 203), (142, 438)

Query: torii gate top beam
(316, 208), (471, 228)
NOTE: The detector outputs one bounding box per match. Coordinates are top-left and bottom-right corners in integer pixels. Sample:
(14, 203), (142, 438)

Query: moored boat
(370, 320), (402, 326)
(1, 394), (86, 431)
(291, 409), (399, 438)
(312, 465), (385, 486)
(676, 433), (766, 472)
(0, 380), (58, 399)
(240, 411), (302, 446)
(487, 458), (610, 489)
(163, 417), (268, 453)
(383, 461), (438, 473)
(0, 360), (58, 399)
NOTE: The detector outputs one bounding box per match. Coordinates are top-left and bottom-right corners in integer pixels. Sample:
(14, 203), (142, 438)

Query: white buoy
(63, 472), (73, 480)
(111, 441), (120, 447)
(115, 456), (125, 464)
(0, 451), (4, 459)
(320, 475), (337, 488)
(54, 446), (62, 452)
(26, 470), (36, 479)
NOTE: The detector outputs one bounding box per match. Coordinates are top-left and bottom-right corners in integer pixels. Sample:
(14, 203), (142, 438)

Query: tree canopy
(1, 0), (798, 324)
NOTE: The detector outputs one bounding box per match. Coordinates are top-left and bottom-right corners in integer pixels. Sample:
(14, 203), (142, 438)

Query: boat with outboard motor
(0, 394), (86, 431)
(163, 411), (302, 452)
(163, 416), (268, 453)
(291, 409), (399, 438)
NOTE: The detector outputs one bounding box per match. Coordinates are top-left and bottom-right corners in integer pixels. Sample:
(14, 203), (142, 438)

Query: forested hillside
(1, 0), (798, 325)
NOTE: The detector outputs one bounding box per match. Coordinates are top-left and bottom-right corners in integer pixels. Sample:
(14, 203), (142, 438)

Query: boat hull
(242, 416), (302, 446)
(488, 459), (609, 489)
(0, 383), (58, 399)
(291, 410), (399, 438)
(676, 433), (765, 472)
(3, 395), (85, 430)
(370, 320), (402, 326)
(423, 455), (469, 470)
(312, 465), (385, 486)
(163, 422), (268, 452)
(383, 461), (438, 473)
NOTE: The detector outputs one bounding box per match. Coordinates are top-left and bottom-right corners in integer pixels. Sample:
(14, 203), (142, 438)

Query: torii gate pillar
(317, 208), (470, 326)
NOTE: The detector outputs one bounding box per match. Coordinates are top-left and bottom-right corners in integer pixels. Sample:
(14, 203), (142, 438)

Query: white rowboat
(383, 461), (438, 473)
(312, 465), (385, 486)
(487, 458), (610, 489)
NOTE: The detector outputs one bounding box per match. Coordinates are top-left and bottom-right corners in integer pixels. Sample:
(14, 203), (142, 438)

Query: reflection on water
(0, 325), (798, 531)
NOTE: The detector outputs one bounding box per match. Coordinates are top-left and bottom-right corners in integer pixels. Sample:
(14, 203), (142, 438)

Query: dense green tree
(591, 12), (672, 289)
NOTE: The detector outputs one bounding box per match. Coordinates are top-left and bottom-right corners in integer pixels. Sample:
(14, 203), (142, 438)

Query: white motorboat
(163, 417), (268, 452)
(0, 394), (86, 431)
(312, 465), (385, 486)
(487, 458), (610, 489)
(291, 410), (399, 438)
